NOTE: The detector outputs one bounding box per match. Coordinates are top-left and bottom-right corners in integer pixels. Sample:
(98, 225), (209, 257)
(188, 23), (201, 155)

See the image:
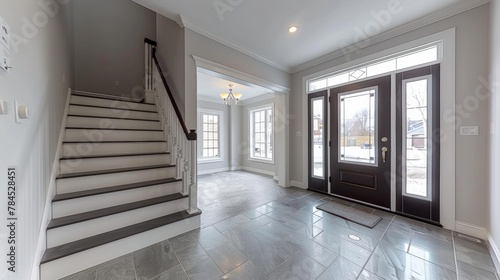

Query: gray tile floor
(63, 171), (499, 280)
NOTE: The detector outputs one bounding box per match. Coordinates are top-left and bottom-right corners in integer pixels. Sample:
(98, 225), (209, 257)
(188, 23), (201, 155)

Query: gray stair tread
(41, 210), (200, 264)
(69, 103), (157, 113)
(56, 164), (175, 179)
(53, 178), (181, 202)
(63, 140), (166, 143)
(67, 114), (160, 122)
(48, 193), (187, 229)
(65, 127), (163, 131)
(71, 92), (145, 103)
(60, 152), (170, 160)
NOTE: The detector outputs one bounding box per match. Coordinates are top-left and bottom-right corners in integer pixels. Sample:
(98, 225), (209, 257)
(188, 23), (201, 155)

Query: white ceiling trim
(193, 55), (291, 94)
(238, 93), (276, 107)
(292, 0), (490, 73)
(180, 16), (291, 73)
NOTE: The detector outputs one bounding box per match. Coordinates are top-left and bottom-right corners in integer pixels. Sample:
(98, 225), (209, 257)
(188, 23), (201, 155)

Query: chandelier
(220, 84), (242, 106)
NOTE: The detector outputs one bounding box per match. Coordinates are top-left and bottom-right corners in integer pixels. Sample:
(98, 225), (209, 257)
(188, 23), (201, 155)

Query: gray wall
(197, 100), (230, 174)
(489, 0), (500, 265)
(290, 4), (491, 228)
(0, 0), (73, 278)
(73, 0), (155, 97)
(156, 15), (185, 118)
(241, 97), (278, 175)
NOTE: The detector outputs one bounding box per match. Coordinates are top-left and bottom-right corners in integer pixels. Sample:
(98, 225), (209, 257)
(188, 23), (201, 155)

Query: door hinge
(329, 141), (331, 147)
(329, 96), (331, 102)
(329, 176), (331, 183)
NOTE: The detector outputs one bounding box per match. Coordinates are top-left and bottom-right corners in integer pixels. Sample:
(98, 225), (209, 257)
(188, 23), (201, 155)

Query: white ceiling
(134, 0), (487, 100)
(132, 0), (486, 72)
(197, 71), (273, 103)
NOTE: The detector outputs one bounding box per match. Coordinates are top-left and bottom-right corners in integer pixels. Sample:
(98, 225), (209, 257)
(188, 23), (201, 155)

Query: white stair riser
(62, 142), (168, 157)
(67, 116), (161, 130)
(57, 167), (176, 194)
(59, 154), (171, 174)
(40, 215), (200, 280)
(47, 198), (188, 248)
(69, 105), (159, 120)
(64, 129), (164, 142)
(70, 95), (156, 112)
(52, 181), (183, 218)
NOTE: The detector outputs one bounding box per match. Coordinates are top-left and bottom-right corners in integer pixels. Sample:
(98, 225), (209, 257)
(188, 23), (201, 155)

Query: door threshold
(327, 193), (390, 212)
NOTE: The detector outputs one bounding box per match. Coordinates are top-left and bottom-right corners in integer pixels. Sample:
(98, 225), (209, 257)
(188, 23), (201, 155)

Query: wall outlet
(460, 126), (479, 136)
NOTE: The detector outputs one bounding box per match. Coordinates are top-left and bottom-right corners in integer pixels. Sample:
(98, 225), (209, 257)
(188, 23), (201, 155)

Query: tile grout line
(356, 214), (397, 279)
(451, 233), (460, 280)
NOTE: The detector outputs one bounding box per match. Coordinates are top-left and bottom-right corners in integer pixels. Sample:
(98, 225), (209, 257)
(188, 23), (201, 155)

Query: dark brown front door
(330, 76), (392, 208)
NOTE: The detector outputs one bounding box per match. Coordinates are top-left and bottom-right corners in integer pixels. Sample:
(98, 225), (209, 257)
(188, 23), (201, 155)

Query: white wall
(156, 15), (186, 119)
(489, 0), (500, 268)
(197, 100), (230, 174)
(290, 4), (491, 228)
(0, 0), (73, 279)
(73, 0), (155, 97)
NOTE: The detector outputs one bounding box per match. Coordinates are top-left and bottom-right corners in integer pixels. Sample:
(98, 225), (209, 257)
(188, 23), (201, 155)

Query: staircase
(40, 40), (201, 279)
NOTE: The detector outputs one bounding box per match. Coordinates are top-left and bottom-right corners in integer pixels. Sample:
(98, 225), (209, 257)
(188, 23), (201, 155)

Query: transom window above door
(308, 44), (439, 92)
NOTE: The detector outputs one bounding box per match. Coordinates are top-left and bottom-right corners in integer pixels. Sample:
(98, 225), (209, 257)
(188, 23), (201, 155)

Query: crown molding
(179, 15), (292, 73)
(238, 93), (276, 107)
(291, 0), (490, 73)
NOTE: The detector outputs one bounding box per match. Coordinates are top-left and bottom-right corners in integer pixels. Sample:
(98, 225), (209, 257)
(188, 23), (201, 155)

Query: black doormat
(316, 201), (382, 228)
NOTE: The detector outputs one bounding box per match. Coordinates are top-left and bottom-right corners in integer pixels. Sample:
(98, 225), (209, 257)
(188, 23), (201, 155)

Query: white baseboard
(290, 180), (306, 189)
(487, 234), (500, 277)
(30, 88), (72, 280)
(230, 166), (242, 171)
(73, 90), (142, 102)
(273, 176), (279, 181)
(241, 166), (275, 177)
(198, 167), (230, 175)
(455, 220), (489, 240)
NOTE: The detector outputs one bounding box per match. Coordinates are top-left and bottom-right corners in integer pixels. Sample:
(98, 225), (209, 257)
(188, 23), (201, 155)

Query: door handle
(381, 147), (388, 163)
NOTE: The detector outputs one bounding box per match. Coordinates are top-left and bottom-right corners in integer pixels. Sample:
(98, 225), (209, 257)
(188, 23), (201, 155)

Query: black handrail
(145, 39), (196, 141)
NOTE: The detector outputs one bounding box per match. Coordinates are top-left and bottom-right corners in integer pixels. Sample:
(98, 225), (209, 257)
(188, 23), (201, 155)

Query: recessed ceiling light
(288, 26), (298, 33)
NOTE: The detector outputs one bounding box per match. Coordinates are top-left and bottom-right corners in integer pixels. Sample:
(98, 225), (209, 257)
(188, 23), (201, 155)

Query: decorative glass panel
(309, 79), (327, 91)
(311, 98), (325, 178)
(397, 47), (438, 70)
(349, 68), (367, 81)
(339, 89), (376, 165)
(327, 73), (349, 87)
(404, 79), (429, 198)
(367, 59), (397, 77)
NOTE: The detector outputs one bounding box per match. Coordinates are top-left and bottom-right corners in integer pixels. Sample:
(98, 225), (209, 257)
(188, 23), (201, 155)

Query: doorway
(307, 66), (441, 223)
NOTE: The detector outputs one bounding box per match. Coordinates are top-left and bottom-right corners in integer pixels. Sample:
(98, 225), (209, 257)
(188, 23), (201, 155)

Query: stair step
(72, 92), (143, 102)
(62, 142), (168, 157)
(66, 116), (161, 130)
(47, 195), (188, 247)
(48, 193), (186, 229)
(60, 151), (170, 160)
(57, 164), (175, 179)
(69, 103), (157, 113)
(65, 127), (162, 131)
(70, 94), (156, 112)
(69, 105), (159, 120)
(59, 152), (171, 174)
(70, 95), (156, 112)
(56, 165), (177, 194)
(40, 213), (200, 280)
(41, 210), (200, 264)
(52, 178), (182, 218)
(64, 128), (164, 142)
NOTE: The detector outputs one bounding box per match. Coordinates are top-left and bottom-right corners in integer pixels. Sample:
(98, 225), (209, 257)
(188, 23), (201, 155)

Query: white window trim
(302, 28), (456, 231)
(249, 103), (275, 163)
(197, 108), (224, 164)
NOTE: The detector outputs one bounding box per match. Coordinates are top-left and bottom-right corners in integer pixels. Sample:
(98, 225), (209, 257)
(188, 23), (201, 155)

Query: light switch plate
(460, 126), (479, 136)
